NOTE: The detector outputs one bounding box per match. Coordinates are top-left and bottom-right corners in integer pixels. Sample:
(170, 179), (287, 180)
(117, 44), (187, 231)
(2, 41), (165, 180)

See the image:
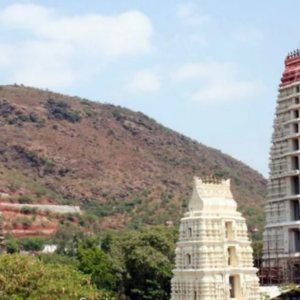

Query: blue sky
(0, 0), (298, 177)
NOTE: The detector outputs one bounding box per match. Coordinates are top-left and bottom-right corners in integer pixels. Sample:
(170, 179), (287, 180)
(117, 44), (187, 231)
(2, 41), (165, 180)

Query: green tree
(18, 236), (47, 251)
(0, 254), (113, 299)
(77, 245), (116, 291)
(107, 225), (178, 300)
(6, 237), (20, 254)
(52, 223), (84, 255)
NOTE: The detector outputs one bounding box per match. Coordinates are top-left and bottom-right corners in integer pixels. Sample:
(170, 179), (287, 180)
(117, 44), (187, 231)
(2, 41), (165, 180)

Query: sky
(0, 0), (298, 177)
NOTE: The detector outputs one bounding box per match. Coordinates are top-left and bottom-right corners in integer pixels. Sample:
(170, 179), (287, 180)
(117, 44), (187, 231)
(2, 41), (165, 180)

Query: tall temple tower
(262, 49), (300, 282)
(171, 177), (260, 300)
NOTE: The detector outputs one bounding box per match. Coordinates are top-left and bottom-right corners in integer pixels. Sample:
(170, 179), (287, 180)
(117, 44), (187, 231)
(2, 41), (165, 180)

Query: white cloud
(10, 41), (79, 88)
(232, 26), (263, 44)
(126, 69), (161, 94)
(174, 62), (265, 104)
(0, 3), (154, 89)
(177, 3), (210, 26)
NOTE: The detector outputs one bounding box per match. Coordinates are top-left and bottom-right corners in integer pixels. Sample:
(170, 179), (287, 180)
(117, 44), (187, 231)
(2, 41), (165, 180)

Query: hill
(0, 85), (267, 235)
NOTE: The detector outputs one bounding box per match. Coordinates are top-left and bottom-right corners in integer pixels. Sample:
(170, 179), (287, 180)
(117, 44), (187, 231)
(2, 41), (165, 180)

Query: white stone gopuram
(171, 176), (260, 300)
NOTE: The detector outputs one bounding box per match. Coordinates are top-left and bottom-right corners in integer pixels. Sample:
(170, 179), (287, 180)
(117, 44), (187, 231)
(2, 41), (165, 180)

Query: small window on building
(292, 176), (300, 195)
(229, 275), (241, 299)
(294, 123), (299, 133)
(188, 228), (192, 238)
(296, 97), (300, 104)
(293, 139), (299, 151)
(297, 86), (300, 93)
(295, 110), (300, 119)
(228, 247), (238, 267)
(229, 276), (235, 298)
(290, 228), (300, 252)
(292, 200), (300, 221)
(292, 156), (300, 170)
(225, 222), (233, 240)
(186, 254), (191, 265)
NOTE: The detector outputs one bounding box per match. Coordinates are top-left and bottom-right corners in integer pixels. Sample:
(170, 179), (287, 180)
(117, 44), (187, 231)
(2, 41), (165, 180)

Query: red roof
(280, 50), (300, 86)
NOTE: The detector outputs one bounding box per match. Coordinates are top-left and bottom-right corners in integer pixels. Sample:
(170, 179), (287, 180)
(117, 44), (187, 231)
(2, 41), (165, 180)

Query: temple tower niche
(262, 49), (300, 281)
(171, 176), (260, 300)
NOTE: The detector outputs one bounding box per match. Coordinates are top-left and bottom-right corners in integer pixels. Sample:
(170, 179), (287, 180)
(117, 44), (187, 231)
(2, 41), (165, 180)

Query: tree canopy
(0, 254), (111, 300)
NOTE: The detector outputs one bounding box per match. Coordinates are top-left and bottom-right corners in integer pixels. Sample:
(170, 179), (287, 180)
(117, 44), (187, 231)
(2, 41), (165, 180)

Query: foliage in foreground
(50, 224), (178, 300)
(105, 225), (178, 300)
(0, 254), (112, 300)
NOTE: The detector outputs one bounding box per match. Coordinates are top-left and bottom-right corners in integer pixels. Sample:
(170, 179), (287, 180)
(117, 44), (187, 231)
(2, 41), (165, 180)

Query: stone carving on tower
(262, 49), (300, 282)
(171, 176), (260, 300)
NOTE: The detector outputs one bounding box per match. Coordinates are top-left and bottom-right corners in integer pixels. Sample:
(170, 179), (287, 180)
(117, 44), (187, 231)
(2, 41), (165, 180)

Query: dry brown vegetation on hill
(0, 85), (267, 235)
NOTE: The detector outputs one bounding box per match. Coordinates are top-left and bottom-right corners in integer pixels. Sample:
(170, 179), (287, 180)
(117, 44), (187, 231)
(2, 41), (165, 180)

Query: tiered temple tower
(171, 177), (260, 300)
(262, 49), (300, 281)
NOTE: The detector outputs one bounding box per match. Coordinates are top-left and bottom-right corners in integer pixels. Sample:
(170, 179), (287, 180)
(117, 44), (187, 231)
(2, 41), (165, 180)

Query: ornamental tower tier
(171, 176), (260, 300)
(262, 49), (300, 282)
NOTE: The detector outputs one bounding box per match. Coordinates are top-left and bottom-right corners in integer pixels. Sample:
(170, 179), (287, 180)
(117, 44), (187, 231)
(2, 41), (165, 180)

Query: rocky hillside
(0, 85), (267, 235)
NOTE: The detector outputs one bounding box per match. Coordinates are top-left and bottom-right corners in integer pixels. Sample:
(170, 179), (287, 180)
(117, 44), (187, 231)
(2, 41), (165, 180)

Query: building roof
(187, 176), (239, 215)
(281, 49), (300, 86)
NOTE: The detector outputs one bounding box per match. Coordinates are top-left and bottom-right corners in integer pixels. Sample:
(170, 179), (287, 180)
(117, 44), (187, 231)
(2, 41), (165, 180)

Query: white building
(171, 176), (260, 300)
(42, 244), (57, 253)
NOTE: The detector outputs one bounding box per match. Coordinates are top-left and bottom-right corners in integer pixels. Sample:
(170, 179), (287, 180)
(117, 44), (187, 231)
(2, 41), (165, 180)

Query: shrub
(29, 113), (39, 123)
(35, 186), (47, 197)
(12, 217), (33, 229)
(18, 236), (47, 251)
(21, 206), (38, 215)
(112, 109), (122, 121)
(18, 195), (33, 204)
(8, 117), (18, 125)
(18, 114), (30, 122)
(20, 217), (33, 229)
(45, 99), (82, 123)
(246, 208), (257, 216)
(38, 253), (79, 266)
(5, 238), (19, 254)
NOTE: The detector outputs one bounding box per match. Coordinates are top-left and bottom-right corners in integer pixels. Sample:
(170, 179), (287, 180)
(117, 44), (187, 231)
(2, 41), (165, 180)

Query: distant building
(164, 220), (174, 227)
(42, 244), (57, 254)
(171, 176), (260, 300)
(262, 49), (300, 283)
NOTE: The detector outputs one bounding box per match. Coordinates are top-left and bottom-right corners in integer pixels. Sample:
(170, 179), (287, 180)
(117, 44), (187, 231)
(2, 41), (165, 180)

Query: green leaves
(105, 225), (178, 300)
(77, 246), (116, 291)
(0, 254), (110, 300)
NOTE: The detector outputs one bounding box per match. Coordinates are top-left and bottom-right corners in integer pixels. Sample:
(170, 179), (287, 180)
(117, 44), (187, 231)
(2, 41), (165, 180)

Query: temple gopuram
(171, 176), (260, 300)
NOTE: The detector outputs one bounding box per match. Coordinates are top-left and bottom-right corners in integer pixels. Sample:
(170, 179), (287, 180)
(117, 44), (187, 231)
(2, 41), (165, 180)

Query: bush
(18, 237), (47, 252)
(18, 114), (30, 122)
(13, 217), (33, 229)
(21, 206), (38, 215)
(38, 253), (79, 266)
(35, 186), (47, 197)
(46, 99), (82, 123)
(5, 238), (19, 254)
(18, 195), (33, 204)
